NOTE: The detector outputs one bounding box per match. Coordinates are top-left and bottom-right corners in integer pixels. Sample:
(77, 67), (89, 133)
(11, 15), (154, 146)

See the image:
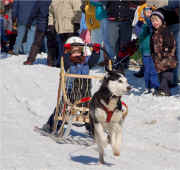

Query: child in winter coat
(150, 10), (177, 96)
(64, 36), (92, 100)
(137, 6), (160, 94)
(42, 36), (100, 133)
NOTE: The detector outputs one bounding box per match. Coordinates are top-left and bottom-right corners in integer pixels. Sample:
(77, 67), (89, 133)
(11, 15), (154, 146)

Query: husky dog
(89, 68), (131, 164)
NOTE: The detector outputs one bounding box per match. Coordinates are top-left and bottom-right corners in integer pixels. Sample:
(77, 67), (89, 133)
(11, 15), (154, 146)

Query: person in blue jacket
(23, 0), (51, 65)
(11, 0), (36, 55)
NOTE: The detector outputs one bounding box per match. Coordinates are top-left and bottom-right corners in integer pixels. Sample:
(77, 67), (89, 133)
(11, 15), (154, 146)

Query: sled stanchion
(57, 56), (68, 137)
(53, 57), (63, 132)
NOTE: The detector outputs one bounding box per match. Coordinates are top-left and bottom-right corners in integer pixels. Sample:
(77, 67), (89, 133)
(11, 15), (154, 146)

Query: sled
(52, 42), (113, 138)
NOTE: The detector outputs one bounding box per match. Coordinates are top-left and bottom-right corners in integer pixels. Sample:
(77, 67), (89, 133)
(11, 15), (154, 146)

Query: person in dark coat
(164, 0), (180, 84)
(103, 0), (145, 69)
(11, 0), (36, 55)
(23, 0), (52, 65)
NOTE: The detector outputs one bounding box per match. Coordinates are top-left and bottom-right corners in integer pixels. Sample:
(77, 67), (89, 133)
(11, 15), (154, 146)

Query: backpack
(85, 0), (100, 30)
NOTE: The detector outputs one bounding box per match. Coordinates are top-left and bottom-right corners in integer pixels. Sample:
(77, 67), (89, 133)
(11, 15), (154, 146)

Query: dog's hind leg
(111, 124), (122, 157)
(94, 123), (108, 164)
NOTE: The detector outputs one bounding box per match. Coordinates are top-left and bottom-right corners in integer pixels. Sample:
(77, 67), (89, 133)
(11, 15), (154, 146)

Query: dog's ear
(105, 66), (112, 74)
(112, 63), (125, 75)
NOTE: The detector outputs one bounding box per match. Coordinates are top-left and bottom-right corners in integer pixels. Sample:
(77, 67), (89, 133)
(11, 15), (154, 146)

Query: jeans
(13, 25), (26, 54)
(91, 26), (103, 63)
(168, 23), (180, 83)
(13, 24), (35, 54)
(143, 56), (159, 89)
(104, 20), (132, 60)
(23, 25), (36, 54)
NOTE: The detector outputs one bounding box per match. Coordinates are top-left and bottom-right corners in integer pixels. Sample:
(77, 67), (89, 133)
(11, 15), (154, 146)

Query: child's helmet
(65, 36), (84, 44)
(65, 36), (92, 56)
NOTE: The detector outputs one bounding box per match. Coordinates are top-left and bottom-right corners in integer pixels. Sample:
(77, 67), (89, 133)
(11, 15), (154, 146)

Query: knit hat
(151, 10), (165, 23)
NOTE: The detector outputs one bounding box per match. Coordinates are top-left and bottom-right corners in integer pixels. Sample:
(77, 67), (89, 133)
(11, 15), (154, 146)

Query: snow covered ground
(0, 53), (180, 170)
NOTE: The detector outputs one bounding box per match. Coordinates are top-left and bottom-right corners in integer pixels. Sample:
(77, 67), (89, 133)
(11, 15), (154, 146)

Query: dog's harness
(99, 100), (128, 123)
(100, 103), (116, 123)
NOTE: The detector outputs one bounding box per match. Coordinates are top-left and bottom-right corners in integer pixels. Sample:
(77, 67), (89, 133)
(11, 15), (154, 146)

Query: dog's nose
(127, 86), (131, 91)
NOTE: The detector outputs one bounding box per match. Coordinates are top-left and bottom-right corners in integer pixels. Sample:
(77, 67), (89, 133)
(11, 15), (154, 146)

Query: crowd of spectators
(0, 0), (179, 96)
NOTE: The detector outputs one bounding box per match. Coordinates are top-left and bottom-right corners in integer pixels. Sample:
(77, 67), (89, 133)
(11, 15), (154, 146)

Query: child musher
(136, 5), (160, 94)
(42, 36), (100, 133)
(150, 10), (177, 96)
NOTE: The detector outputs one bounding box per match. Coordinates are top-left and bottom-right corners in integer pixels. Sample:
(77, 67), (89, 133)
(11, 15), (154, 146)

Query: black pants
(159, 70), (173, 95)
(47, 30), (58, 66)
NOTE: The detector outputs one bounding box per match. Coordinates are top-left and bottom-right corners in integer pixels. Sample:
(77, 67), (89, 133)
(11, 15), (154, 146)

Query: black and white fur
(89, 68), (131, 164)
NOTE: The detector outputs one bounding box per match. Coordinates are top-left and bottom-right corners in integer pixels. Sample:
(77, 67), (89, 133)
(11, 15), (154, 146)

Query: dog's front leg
(94, 123), (107, 164)
(111, 124), (122, 157)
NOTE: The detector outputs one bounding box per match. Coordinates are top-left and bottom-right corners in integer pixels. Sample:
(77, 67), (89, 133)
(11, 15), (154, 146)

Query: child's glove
(92, 43), (101, 53)
(47, 25), (56, 34)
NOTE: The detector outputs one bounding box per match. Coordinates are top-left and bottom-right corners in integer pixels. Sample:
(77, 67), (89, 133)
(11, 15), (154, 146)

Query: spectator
(150, 10), (177, 96)
(133, 3), (156, 78)
(146, 0), (179, 85)
(3, 0), (16, 53)
(46, 23), (58, 66)
(103, 0), (145, 69)
(136, 5), (159, 94)
(86, 0), (106, 66)
(164, 0), (180, 84)
(0, 7), (8, 52)
(48, 0), (82, 68)
(10, 0), (36, 55)
(23, 0), (51, 65)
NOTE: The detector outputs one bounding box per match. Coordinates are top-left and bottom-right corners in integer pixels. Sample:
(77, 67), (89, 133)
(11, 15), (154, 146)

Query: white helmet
(65, 36), (92, 56)
(65, 36), (84, 44)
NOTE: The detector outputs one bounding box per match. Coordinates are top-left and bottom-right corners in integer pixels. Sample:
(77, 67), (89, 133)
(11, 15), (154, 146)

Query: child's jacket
(150, 25), (177, 73)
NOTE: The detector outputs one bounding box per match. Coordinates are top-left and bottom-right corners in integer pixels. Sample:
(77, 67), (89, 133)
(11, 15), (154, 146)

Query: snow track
(0, 55), (180, 170)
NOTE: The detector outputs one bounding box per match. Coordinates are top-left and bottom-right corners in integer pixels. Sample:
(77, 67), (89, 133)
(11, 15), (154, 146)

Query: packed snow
(0, 53), (180, 170)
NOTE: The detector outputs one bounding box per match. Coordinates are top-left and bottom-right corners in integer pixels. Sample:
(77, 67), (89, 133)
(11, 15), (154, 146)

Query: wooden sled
(52, 56), (113, 138)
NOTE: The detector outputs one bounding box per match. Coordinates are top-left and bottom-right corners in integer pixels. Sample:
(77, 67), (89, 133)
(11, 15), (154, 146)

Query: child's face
(71, 46), (82, 57)
(144, 9), (152, 18)
(151, 15), (163, 29)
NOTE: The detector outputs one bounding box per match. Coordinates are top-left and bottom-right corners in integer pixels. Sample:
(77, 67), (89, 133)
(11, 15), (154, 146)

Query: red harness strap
(106, 110), (114, 123)
(100, 102), (117, 123)
(100, 101), (127, 123)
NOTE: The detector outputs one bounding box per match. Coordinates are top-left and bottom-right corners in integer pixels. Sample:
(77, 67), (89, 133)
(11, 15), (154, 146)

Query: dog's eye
(119, 80), (122, 83)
